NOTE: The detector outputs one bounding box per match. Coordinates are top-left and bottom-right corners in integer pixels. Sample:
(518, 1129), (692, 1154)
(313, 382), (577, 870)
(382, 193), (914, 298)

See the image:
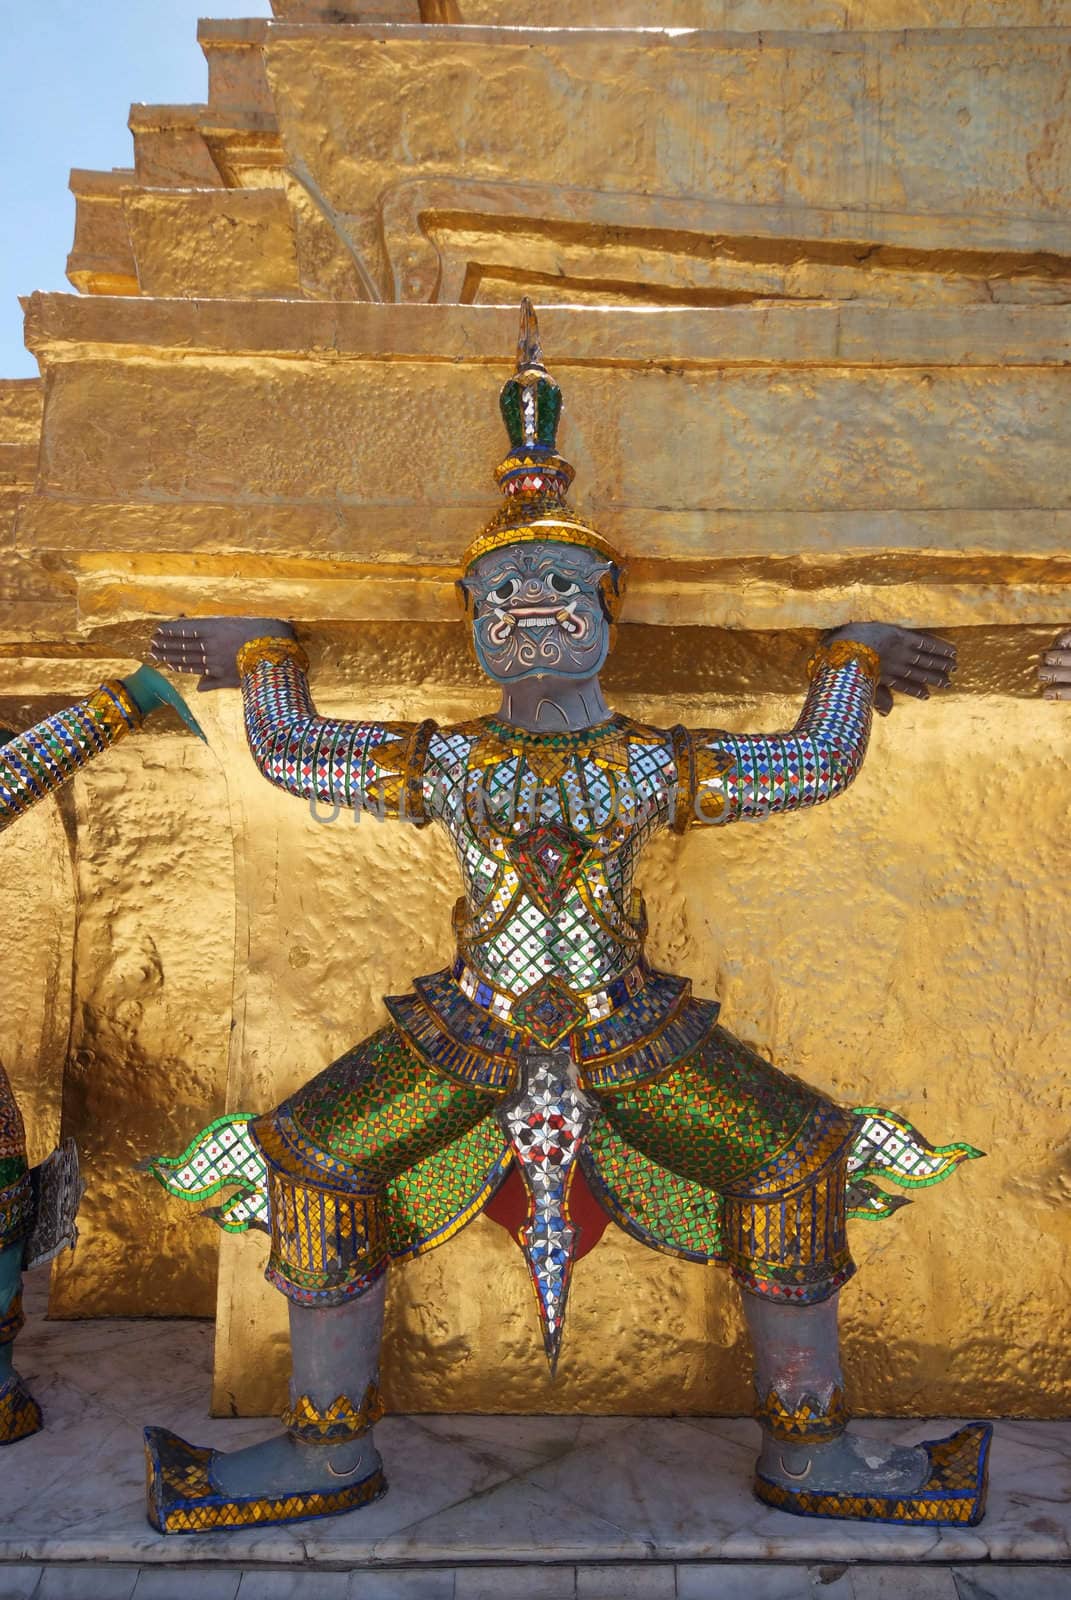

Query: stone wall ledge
(19, 300), (1069, 631)
(8, 533), (1071, 635)
(267, 20), (1071, 44)
(198, 18), (272, 43)
(23, 294), (1071, 368)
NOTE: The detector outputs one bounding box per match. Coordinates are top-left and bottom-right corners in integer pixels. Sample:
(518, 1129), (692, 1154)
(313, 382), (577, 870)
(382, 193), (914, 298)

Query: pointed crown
(460, 299), (625, 577)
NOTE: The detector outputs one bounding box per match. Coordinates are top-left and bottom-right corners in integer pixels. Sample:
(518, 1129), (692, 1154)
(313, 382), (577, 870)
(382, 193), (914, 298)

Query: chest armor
(384, 715), (721, 1095)
(445, 715), (676, 996)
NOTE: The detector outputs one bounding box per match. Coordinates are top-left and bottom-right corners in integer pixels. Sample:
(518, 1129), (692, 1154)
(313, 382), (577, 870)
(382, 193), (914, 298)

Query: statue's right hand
(148, 617), (295, 692)
(1039, 629), (1071, 701)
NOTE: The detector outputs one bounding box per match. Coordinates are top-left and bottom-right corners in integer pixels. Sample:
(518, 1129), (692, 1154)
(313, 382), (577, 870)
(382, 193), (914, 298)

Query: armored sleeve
(238, 635), (436, 825)
(0, 681), (143, 835)
(670, 640), (880, 830)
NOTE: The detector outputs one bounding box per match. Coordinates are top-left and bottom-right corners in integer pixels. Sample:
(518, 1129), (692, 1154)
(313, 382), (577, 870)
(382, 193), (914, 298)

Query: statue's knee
(265, 1169), (388, 1307)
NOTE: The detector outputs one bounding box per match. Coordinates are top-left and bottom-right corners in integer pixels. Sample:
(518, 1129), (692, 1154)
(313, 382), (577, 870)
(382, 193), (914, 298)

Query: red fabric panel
(483, 1161), (611, 1262)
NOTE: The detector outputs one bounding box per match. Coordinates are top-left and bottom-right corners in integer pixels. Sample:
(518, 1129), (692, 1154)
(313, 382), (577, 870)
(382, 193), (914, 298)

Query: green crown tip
(499, 298), (563, 453)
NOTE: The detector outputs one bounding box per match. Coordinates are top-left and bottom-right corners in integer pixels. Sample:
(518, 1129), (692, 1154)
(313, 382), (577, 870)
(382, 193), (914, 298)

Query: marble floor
(1, 1280), (1070, 1598)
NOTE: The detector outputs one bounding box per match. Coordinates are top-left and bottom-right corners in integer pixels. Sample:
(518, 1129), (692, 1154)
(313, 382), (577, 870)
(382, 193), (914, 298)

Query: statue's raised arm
(150, 618), (432, 824)
(680, 623), (956, 828)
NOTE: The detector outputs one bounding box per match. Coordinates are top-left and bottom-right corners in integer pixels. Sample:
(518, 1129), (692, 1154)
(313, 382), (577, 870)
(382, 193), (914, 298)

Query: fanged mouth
(487, 603), (588, 645)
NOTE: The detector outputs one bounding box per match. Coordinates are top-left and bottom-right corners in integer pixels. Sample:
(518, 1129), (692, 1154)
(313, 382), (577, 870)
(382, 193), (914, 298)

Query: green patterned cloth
(148, 1020), (980, 1309)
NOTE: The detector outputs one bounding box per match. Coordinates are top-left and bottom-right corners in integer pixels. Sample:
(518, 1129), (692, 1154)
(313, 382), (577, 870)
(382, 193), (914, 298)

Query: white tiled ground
(1, 1280), (1070, 1598)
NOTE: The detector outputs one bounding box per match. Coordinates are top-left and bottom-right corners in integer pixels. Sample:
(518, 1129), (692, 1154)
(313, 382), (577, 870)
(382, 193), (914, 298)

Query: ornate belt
(451, 953), (647, 1029)
(387, 959), (717, 1092)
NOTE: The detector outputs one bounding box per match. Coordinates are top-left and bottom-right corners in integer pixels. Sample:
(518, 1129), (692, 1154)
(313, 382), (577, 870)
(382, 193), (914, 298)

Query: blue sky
(1, 1), (273, 378)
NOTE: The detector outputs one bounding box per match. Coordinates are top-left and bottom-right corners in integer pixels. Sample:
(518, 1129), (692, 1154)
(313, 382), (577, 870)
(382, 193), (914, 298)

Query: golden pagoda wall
(262, 23), (1070, 305)
(2, 1), (1069, 1416)
(65, 22), (1071, 311)
(2, 294), (1068, 1416)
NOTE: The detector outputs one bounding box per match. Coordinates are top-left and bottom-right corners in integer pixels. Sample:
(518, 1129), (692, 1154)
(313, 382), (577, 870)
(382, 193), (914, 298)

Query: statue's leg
(590, 1025), (991, 1524)
(145, 1272), (389, 1532)
(0, 1243), (41, 1444)
(146, 1025), (501, 1533)
(0, 1061), (40, 1445)
(0, 1241), (20, 1382)
(731, 1150), (991, 1523)
(745, 1287), (927, 1493)
(211, 1274), (386, 1496)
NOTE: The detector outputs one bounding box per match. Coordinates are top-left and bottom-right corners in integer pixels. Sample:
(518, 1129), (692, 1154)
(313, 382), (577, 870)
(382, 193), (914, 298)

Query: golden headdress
(460, 300), (626, 581)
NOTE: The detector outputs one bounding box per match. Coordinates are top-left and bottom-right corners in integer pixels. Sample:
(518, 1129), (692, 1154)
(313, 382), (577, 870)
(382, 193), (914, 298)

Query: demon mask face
(462, 540), (618, 685)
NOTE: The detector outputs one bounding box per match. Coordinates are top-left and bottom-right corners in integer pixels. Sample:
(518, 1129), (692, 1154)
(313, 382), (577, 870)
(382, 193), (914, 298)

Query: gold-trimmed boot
(754, 1398), (992, 1527)
(0, 1363), (43, 1447)
(744, 1290), (991, 1526)
(144, 1399), (386, 1535)
(146, 1278), (388, 1533)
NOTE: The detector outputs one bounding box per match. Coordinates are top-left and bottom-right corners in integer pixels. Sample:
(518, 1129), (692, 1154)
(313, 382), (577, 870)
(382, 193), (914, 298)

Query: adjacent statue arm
(673, 623), (956, 829)
(0, 665), (204, 835)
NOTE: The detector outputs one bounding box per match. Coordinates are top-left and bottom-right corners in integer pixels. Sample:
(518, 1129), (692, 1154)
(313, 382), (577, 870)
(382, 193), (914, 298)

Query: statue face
(464, 541), (614, 685)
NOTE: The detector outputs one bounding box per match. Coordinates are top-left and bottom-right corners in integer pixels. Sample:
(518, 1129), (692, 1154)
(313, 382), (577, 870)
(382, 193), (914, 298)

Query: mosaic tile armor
(242, 640), (873, 1093)
(0, 1077), (32, 1260)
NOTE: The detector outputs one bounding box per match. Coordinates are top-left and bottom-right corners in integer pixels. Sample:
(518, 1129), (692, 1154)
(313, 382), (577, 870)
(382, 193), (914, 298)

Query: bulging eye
(491, 578), (520, 602)
(548, 572), (579, 596)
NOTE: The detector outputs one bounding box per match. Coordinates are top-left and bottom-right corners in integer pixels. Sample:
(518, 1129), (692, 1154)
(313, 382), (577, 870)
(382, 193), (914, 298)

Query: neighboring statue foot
(145, 1426), (385, 1534)
(755, 1421), (992, 1526)
(0, 1373), (43, 1445)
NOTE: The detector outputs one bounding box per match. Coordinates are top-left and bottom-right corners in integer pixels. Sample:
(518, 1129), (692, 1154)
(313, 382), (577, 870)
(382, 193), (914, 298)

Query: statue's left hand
(121, 665), (207, 741)
(1039, 629), (1071, 700)
(825, 622), (956, 717)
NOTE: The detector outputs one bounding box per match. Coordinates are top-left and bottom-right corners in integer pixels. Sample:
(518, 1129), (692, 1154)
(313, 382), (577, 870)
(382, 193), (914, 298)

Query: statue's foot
(0, 1373), (43, 1445)
(144, 1426), (385, 1534)
(209, 1428), (381, 1497)
(755, 1421), (992, 1526)
(759, 1427), (929, 1496)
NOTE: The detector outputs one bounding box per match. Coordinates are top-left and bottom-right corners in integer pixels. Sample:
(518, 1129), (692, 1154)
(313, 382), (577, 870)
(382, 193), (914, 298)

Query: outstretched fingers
(910, 635), (956, 675)
(148, 623), (207, 677)
(886, 676), (931, 700)
(1039, 648), (1071, 687)
(900, 662), (950, 688)
(888, 631), (956, 695)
